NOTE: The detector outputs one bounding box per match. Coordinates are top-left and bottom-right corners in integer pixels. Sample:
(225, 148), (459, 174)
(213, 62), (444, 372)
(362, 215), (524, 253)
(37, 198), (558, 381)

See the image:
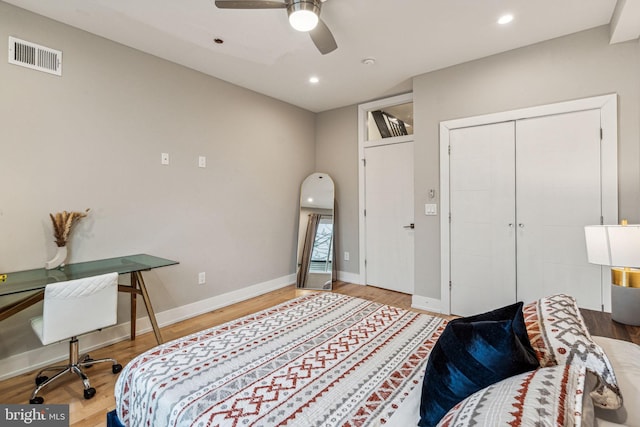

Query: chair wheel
(35, 376), (48, 386)
(84, 387), (96, 400)
(112, 364), (123, 374)
(29, 396), (44, 404)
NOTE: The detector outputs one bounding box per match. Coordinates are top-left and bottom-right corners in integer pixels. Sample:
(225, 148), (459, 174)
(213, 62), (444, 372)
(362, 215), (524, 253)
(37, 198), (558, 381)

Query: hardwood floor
(580, 307), (640, 344)
(0, 281), (637, 426)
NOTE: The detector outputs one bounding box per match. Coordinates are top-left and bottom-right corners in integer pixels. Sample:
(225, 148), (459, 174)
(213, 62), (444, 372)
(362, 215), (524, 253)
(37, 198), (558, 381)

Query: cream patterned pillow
(522, 294), (622, 409)
(437, 364), (589, 427)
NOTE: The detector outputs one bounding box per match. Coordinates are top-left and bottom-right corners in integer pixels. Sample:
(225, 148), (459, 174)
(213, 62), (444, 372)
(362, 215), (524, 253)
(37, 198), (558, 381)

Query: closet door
(515, 109), (603, 309)
(449, 122), (516, 316)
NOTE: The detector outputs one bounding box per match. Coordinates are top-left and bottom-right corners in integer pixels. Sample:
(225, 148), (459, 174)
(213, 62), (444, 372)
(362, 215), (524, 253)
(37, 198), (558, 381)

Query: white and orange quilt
(115, 292), (447, 427)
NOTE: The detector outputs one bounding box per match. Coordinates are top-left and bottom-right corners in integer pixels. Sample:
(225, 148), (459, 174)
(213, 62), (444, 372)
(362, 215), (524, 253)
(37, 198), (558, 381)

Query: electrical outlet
(161, 152), (169, 165)
(344, 251), (350, 261)
(198, 156), (206, 168)
(198, 272), (206, 285)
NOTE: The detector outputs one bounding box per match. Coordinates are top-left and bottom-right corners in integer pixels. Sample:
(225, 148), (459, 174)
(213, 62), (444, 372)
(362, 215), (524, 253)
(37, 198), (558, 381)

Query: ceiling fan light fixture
(288, 1), (320, 32)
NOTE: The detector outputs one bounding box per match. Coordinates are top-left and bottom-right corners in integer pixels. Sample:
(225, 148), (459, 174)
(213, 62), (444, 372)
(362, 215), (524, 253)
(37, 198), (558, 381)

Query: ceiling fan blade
(309, 18), (337, 55)
(214, 0), (287, 9)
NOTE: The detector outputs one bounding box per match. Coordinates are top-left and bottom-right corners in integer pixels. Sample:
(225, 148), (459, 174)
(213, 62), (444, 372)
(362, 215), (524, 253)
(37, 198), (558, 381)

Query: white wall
(0, 2), (315, 359)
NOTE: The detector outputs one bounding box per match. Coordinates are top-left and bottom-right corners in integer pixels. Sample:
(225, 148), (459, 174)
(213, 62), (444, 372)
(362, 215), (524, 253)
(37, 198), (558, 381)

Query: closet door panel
(515, 109), (602, 309)
(449, 122), (516, 316)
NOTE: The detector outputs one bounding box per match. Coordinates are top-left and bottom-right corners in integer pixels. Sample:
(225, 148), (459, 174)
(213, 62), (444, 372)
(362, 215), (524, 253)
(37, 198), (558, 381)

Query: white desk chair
(29, 272), (122, 404)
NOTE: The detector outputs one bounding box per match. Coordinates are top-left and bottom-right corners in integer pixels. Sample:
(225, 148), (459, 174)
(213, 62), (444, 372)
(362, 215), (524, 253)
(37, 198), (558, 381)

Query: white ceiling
(5, 0), (640, 112)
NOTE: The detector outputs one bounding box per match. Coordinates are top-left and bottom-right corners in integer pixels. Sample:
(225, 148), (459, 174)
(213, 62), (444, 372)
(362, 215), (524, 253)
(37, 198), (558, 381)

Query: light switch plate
(198, 156), (206, 168)
(161, 152), (169, 165)
(425, 204), (438, 215)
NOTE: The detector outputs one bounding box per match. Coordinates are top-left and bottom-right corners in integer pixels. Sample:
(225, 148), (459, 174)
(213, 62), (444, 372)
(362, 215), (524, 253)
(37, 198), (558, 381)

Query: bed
(110, 292), (640, 426)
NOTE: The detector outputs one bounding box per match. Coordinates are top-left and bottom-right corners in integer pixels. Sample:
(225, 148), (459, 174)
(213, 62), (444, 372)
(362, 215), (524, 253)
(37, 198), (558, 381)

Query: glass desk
(0, 254), (178, 344)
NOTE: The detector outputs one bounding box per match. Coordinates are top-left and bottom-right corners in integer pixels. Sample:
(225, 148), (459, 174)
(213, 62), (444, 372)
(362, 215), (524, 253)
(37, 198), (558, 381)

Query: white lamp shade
(607, 225), (640, 266)
(584, 225), (611, 265)
(584, 224), (640, 267)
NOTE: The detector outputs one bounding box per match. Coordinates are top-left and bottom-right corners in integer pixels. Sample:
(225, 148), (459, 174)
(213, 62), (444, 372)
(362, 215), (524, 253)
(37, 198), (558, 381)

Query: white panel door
(364, 141), (414, 294)
(449, 122), (517, 316)
(516, 109), (603, 309)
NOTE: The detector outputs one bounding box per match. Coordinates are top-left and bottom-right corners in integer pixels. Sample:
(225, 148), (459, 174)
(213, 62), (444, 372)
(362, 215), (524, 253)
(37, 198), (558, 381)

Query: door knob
(403, 223), (415, 229)
(518, 223), (525, 228)
(508, 223), (514, 228)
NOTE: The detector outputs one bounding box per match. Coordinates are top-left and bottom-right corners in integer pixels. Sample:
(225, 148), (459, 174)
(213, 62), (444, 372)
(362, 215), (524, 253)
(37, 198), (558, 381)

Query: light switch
(161, 152), (169, 165)
(425, 204), (438, 216)
(198, 156), (206, 168)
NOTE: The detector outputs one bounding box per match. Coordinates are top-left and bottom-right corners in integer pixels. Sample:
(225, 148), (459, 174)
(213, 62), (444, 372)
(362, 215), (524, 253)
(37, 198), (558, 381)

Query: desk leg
(130, 275), (137, 341)
(133, 271), (163, 344)
(0, 291), (44, 322)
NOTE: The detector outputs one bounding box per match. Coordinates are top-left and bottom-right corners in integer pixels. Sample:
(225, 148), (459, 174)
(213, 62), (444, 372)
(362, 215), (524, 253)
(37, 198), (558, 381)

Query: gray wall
(2, 1), (639, 360)
(0, 2), (315, 357)
(315, 106), (359, 276)
(413, 26), (640, 300)
(315, 26), (640, 303)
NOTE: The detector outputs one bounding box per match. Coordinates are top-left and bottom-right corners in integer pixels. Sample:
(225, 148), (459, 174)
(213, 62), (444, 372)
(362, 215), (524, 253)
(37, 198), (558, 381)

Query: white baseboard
(337, 271), (363, 284)
(412, 295), (442, 314)
(0, 274), (295, 381)
(154, 274), (296, 327)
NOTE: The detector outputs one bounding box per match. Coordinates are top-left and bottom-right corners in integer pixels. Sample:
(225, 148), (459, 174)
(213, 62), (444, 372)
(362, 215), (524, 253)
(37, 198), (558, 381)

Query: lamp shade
(584, 224), (640, 267)
(584, 225), (611, 265)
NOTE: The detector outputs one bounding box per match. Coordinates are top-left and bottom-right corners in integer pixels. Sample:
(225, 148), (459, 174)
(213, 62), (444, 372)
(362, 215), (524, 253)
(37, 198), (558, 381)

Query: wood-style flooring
(0, 281), (637, 426)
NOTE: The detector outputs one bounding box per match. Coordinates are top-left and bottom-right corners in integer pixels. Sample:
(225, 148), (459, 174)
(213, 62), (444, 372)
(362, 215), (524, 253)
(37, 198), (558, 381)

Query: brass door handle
(403, 223), (415, 229)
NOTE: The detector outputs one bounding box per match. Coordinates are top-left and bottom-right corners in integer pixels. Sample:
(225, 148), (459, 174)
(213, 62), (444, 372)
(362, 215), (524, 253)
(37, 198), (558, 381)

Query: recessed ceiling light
(361, 58), (376, 65)
(309, 76), (319, 84)
(498, 14), (514, 25)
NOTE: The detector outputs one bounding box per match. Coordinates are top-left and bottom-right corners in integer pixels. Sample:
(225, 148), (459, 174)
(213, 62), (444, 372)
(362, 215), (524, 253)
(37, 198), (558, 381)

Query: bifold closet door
(515, 109), (603, 309)
(449, 109), (603, 315)
(449, 122), (516, 316)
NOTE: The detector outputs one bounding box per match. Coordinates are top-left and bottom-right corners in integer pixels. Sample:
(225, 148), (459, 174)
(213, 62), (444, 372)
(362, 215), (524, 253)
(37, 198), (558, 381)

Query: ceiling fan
(214, 0), (338, 55)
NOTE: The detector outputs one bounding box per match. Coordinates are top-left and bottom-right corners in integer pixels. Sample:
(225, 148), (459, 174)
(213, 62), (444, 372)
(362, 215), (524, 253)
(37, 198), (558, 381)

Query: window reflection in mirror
(366, 101), (413, 141)
(310, 216), (333, 273)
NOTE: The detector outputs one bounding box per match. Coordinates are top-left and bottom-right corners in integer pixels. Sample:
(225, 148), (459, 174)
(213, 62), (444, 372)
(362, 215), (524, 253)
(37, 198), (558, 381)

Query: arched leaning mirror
(296, 173), (335, 290)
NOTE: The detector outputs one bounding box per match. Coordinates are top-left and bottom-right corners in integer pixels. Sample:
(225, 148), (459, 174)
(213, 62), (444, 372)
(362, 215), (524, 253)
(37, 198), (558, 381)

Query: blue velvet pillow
(418, 301), (538, 427)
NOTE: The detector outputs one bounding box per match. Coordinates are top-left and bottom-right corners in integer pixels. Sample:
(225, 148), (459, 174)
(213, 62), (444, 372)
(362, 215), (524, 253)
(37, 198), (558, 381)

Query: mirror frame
(296, 173), (335, 290)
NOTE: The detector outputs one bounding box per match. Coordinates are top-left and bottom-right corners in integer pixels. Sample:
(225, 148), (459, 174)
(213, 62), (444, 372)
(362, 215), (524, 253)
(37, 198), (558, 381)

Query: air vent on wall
(8, 36), (62, 76)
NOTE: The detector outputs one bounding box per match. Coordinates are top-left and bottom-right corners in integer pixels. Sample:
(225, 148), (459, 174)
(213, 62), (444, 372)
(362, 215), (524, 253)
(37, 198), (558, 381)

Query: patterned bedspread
(115, 292), (446, 427)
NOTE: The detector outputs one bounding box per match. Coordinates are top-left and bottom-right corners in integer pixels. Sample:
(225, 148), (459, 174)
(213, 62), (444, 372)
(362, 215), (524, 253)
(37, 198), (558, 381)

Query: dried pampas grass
(49, 208), (90, 247)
